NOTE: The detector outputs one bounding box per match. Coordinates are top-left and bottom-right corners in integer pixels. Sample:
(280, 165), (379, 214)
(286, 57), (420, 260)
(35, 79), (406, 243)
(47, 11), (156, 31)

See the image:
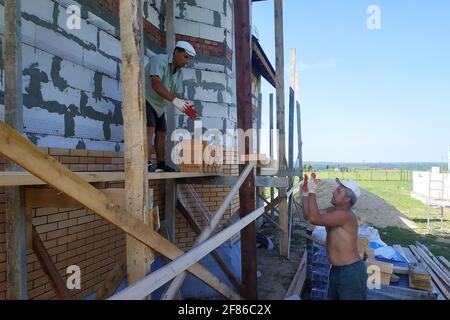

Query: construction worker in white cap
(301, 173), (367, 300)
(144, 41), (197, 172)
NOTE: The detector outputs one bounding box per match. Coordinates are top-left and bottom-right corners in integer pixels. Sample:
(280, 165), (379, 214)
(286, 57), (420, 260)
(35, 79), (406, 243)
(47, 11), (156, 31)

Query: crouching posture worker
(302, 173), (367, 300)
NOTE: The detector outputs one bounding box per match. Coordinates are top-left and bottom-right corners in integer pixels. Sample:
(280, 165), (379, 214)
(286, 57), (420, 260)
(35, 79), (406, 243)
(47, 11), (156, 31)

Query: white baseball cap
(335, 178), (361, 203)
(175, 41), (196, 57)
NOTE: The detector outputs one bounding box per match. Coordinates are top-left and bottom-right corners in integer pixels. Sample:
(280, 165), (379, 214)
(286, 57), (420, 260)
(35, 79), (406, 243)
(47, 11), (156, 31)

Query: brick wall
(0, 148), (240, 299)
(98, 0), (232, 62)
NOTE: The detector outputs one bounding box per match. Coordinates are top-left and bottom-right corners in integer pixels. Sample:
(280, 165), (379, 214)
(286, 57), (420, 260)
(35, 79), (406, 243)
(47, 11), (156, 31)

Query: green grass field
(286, 170), (450, 260)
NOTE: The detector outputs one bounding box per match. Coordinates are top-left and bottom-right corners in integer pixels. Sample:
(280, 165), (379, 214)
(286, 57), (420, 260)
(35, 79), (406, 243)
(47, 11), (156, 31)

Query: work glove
(172, 97), (188, 111)
(301, 173), (322, 196)
(172, 98), (198, 120)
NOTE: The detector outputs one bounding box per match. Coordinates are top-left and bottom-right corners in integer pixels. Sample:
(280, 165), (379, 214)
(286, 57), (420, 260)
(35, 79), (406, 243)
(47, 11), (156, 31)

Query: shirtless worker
(302, 173), (367, 300)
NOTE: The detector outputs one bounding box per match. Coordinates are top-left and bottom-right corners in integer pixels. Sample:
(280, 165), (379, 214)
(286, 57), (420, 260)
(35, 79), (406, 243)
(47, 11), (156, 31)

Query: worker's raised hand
(301, 174), (309, 196)
(309, 172), (322, 194)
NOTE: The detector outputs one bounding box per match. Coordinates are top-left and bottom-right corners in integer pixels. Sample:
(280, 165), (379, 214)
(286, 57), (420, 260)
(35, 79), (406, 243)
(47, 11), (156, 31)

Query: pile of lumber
(408, 242), (450, 300)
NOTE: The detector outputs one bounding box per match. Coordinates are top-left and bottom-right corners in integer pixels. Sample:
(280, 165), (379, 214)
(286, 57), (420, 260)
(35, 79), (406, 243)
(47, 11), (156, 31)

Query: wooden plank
(413, 245), (450, 287)
(402, 246), (418, 264)
(285, 250), (307, 299)
(416, 242), (450, 277)
(274, 0), (289, 259)
(0, 171), (219, 187)
(0, 122), (241, 300)
(410, 245), (450, 299)
(438, 256), (450, 273)
(110, 206), (264, 300)
(32, 227), (72, 300)
(94, 257), (126, 300)
(295, 71), (303, 176)
(393, 245), (409, 263)
(4, 0), (27, 300)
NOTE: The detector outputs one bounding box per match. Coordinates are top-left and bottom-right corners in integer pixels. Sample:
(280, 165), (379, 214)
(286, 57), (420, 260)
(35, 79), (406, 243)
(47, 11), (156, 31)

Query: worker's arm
(307, 194), (349, 227)
(150, 75), (177, 102)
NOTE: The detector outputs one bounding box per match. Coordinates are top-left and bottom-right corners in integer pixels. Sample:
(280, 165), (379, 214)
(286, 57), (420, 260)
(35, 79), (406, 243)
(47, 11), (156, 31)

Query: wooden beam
(94, 257), (126, 300)
(269, 93), (275, 217)
(0, 171), (219, 187)
(110, 207), (264, 300)
(234, 0), (257, 300)
(0, 122), (240, 300)
(163, 164), (254, 299)
(32, 227), (72, 300)
(410, 245), (450, 299)
(175, 200), (243, 295)
(295, 71), (303, 176)
(285, 250), (307, 299)
(274, 0), (289, 257)
(164, 0), (177, 244)
(438, 256), (450, 273)
(4, 0), (27, 300)
(119, 0), (153, 287)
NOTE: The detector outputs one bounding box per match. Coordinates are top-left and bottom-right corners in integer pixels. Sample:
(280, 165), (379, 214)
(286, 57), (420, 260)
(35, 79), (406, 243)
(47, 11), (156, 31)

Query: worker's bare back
(324, 207), (361, 266)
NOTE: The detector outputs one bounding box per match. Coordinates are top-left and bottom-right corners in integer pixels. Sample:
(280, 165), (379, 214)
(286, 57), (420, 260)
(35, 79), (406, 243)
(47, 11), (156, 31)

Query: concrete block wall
(0, 0), (237, 151)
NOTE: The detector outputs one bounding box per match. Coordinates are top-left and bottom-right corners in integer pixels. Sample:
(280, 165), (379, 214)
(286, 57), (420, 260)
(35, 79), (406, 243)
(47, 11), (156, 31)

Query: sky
(251, 0), (450, 163)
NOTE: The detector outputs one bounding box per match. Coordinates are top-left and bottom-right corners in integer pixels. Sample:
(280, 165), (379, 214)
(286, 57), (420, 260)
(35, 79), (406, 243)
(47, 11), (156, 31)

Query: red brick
(58, 218), (78, 229)
(77, 229), (94, 240)
(68, 209), (86, 219)
(67, 239), (86, 250)
(47, 212), (68, 223)
(32, 216), (47, 226)
(47, 244), (67, 257)
(60, 156), (79, 164)
(46, 228), (68, 240)
(87, 164), (103, 171)
(57, 233), (77, 246)
(35, 222), (58, 234)
(78, 215), (95, 225)
(36, 207), (58, 216)
(95, 158), (111, 164)
(49, 148), (70, 156)
(79, 157), (96, 164)
(111, 158), (124, 164)
(69, 164), (88, 172)
(87, 151), (104, 157)
(68, 224), (86, 235)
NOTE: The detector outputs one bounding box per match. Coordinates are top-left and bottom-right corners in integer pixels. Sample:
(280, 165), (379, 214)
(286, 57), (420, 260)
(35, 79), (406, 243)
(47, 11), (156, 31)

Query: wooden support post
(296, 71), (303, 179)
(256, 93), (264, 209)
(0, 123), (239, 299)
(275, 0), (289, 258)
(287, 48), (296, 254)
(119, 0), (153, 287)
(164, 0), (177, 243)
(269, 93), (275, 217)
(234, 0), (257, 299)
(4, 0), (27, 300)
(32, 227), (72, 300)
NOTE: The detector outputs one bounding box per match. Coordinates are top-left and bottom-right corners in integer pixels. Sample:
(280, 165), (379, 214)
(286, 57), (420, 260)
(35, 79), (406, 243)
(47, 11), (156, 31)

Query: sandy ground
(256, 179), (420, 299)
(306, 179), (418, 229)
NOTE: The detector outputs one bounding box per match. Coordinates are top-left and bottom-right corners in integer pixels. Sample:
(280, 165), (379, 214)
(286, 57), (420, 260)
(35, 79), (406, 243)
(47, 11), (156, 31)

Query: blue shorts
(327, 260), (368, 300)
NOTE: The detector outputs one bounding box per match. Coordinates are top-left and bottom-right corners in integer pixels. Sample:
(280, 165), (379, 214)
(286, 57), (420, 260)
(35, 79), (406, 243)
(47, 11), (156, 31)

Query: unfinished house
(0, 0), (302, 300)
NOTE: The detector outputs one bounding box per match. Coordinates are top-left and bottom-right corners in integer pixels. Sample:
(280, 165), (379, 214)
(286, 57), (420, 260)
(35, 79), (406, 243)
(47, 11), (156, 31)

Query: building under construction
(0, 0), (305, 300)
